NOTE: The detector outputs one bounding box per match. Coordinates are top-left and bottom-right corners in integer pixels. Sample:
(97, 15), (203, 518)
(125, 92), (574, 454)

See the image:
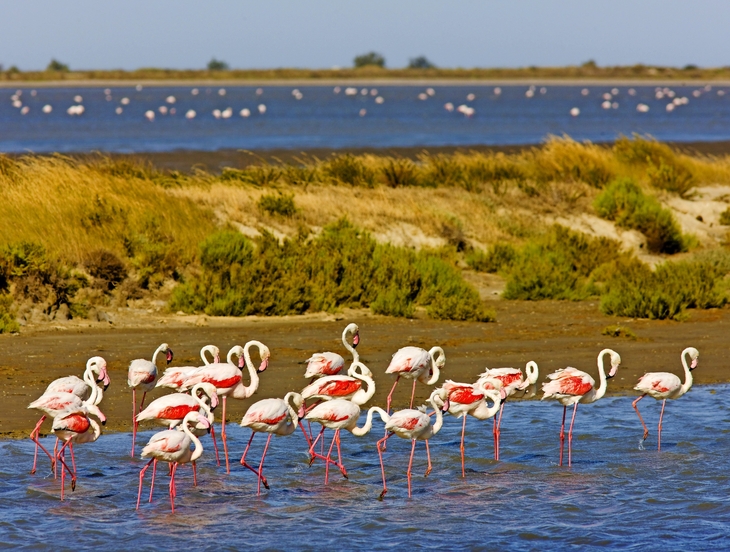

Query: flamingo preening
(181, 341), (270, 473)
(632, 347), (699, 450)
(239, 392), (305, 495)
(128, 343), (173, 456)
(377, 389), (444, 499)
(304, 323), (360, 379)
(541, 349), (621, 467)
(137, 411), (210, 513)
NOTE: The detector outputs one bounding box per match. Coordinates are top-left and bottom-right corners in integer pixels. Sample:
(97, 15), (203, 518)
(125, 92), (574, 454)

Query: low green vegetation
(258, 192), (297, 217)
(594, 177), (688, 254)
(171, 220), (494, 322)
(720, 206), (730, 226)
(601, 325), (637, 340)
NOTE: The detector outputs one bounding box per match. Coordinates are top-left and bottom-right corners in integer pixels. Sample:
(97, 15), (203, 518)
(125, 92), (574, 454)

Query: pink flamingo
(52, 408), (104, 500)
(239, 392), (305, 495)
(128, 343), (173, 456)
(385, 346), (445, 412)
(376, 389), (444, 499)
(304, 399), (389, 484)
(477, 361), (539, 460)
(633, 346), (699, 450)
(541, 349), (621, 467)
(156, 345), (220, 390)
(181, 341), (270, 473)
(433, 380), (502, 477)
(304, 323), (360, 379)
(28, 356), (109, 474)
(301, 362), (375, 405)
(137, 411), (210, 513)
(136, 382), (221, 464)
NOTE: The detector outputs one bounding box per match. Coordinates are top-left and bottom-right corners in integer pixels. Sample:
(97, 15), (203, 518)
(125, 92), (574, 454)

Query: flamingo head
(607, 350), (621, 379)
(297, 404), (306, 419)
(345, 323), (360, 348)
(687, 347), (699, 370)
(164, 345), (174, 365)
(194, 382), (219, 409)
(257, 346), (271, 373)
(195, 412), (211, 433)
(90, 357), (111, 390)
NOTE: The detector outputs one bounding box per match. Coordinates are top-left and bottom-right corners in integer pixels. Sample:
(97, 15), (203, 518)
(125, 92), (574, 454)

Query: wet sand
(3, 301), (727, 439)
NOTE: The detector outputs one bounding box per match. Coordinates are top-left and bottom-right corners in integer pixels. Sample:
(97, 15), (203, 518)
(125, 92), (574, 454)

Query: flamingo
(385, 346), (445, 411)
(541, 349), (621, 467)
(51, 408), (104, 500)
(29, 356), (109, 474)
(632, 347), (699, 450)
(433, 380), (502, 477)
(181, 341), (270, 473)
(136, 382), (221, 464)
(376, 389), (444, 499)
(137, 411), (210, 513)
(301, 362), (375, 405)
(128, 343), (173, 456)
(304, 400), (389, 484)
(304, 323), (360, 379)
(239, 392), (305, 495)
(476, 361), (539, 460)
(156, 344), (220, 390)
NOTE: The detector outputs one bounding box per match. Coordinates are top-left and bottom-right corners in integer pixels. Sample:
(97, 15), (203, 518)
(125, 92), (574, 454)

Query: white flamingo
(304, 323), (360, 379)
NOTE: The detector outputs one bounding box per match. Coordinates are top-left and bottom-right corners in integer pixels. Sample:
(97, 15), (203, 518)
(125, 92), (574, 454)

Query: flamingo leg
(257, 434), (272, 496)
(140, 392), (147, 411)
(221, 397), (230, 474)
(658, 399), (667, 452)
(56, 442), (76, 500)
(149, 459), (157, 502)
(29, 415), (54, 475)
(382, 377), (400, 450)
(136, 458), (154, 509)
(376, 434), (390, 499)
(308, 427), (327, 466)
(54, 438), (59, 479)
(424, 439), (432, 477)
(69, 440), (77, 476)
(409, 379), (418, 409)
(632, 394), (650, 442)
(559, 405), (567, 467)
(192, 461), (198, 487)
(241, 431), (270, 489)
(495, 401), (506, 461)
(492, 416), (498, 460)
(169, 463), (177, 513)
(406, 439), (417, 498)
(334, 430), (347, 479)
(300, 421), (312, 448)
(324, 431), (338, 484)
(460, 415), (467, 478)
(209, 424), (221, 466)
(567, 403), (579, 467)
(131, 388), (137, 457)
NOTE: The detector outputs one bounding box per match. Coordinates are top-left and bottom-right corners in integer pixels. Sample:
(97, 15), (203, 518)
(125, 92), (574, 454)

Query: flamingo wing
(156, 366), (202, 389)
(306, 400), (360, 426)
(128, 359), (156, 387)
(386, 347), (429, 376)
(142, 430), (188, 457)
(304, 352), (345, 378)
(635, 372), (681, 395)
(242, 398), (288, 427)
(52, 412), (91, 435)
(44, 376), (90, 399)
(137, 393), (198, 422)
(542, 368), (595, 398)
(181, 363), (241, 390)
(386, 409), (430, 435)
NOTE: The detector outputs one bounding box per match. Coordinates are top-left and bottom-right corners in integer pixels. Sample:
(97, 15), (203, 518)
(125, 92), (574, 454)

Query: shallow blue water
(2, 85), (730, 153)
(2, 385), (729, 550)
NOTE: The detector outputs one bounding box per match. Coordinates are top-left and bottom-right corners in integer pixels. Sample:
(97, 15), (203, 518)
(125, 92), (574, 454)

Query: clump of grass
(258, 192), (297, 217)
(594, 177), (688, 254)
(720, 206), (730, 226)
(324, 155), (376, 187)
(83, 249), (127, 291)
(171, 220), (493, 322)
(466, 243), (517, 273)
(601, 325), (637, 340)
(0, 292), (19, 333)
(530, 137), (614, 188)
(381, 158), (421, 188)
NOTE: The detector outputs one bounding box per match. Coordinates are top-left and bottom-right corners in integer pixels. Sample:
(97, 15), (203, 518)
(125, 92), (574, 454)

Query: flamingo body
(304, 352), (345, 378)
(301, 362), (374, 405)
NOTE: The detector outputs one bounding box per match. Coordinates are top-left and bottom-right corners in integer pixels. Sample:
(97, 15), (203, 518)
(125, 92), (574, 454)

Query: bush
(354, 52), (385, 68)
(0, 293), (19, 333)
(601, 325), (637, 339)
(381, 158), (420, 187)
(46, 59), (69, 72)
(646, 160), (694, 197)
(84, 249), (127, 291)
(207, 58), (229, 71)
(258, 193), (297, 217)
(408, 56), (436, 69)
(594, 177), (688, 254)
(324, 155), (376, 187)
(123, 219), (181, 289)
(719, 206), (730, 226)
(613, 135), (675, 166)
(530, 137), (614, 188)
(467, 243), (517, 273)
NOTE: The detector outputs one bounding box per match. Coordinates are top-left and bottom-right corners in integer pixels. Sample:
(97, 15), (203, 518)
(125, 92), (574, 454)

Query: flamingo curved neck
(151, 344), (166, 367)
(679, 348), (694, 397)
(425, 347), (444, 386)
(90, 419), (101, 441)
(84, 361), (103, 405)
(241, 341), (263, 392)
(284, 392), (302, 431)
(184, 418), (204, 462)
(352, 366), (375, 403)
(473, 392), (501, 419)
(525, 361), (539, 384)
(593, 349), (613, 401)
(429, 395), (444, 436)
(193, 387), (214, 421)
(200, 346), (216, 365)
(342, 326), (359, 366)
(352, 407), (389, 437)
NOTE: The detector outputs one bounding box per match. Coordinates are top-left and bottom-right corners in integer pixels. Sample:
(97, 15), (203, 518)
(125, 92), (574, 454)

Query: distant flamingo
(477, 361), (539, 460)
(128, 343), (173, 456)
(377, 389), (444, 498)
(304, 323), (360, 379)
(52, 408), (104, 500)
(156, 344), (220, 390)
(136, 382), (221, 464)
(304, 399), (389, 484)
(137, 411), (210, 513)
(239, 392), (305, 494)
(633, 347), (699, 450)
(433, 380), (502, 477)
(181, 341), (270, 472)
(542, 349), (621, 466)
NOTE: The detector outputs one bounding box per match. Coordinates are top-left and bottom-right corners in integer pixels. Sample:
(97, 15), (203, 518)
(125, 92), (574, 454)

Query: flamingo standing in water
(239, 392), (305, 494)
(156, 345), (220, 390)
(377, 389), (444, 498)
(136, 382), (221, 464)
(477, 361), (539, 460)
(633, 347), (699, 450)
(181, 341), (270, 473)
(128, 343), (173, 456)
(541, 349), (621, 467)
(433, 380), (502, 477)
(52, 407), (104, 500)
(28, 356), (109, 474)
(137, 411), (210, 513)
(304, 400), (389, 484)
(304, 323), (360, 379)
(385, 346), (445, 411)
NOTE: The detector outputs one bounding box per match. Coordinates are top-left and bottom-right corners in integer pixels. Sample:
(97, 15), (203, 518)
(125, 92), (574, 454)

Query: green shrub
(594, 178), (688, 254)
(258, 192), (297, 217)
(530, 137), (614, 188)
(123, 218), (181, 289)
(601, 325), (637, 339)
(0, 293), (19, 333)
(324, 155), (376, 187)
(646, 160), (694, 197)
(420, 154), (465, 188)
(720, 206), (730, 226)
(467, 243), (517, 273)
(613, 135), (676, 166)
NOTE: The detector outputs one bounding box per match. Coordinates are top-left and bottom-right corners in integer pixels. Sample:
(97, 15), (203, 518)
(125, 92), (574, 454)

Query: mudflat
(3, 301), (727, 440)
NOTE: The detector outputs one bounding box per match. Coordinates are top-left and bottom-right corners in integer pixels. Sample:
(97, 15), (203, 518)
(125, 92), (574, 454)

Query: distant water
(2, 85), (730, 153)
(2, 385), (730, 550)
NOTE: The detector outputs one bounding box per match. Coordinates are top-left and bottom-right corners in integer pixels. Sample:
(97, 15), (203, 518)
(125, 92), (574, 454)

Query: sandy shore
(3, 300), (727, 440)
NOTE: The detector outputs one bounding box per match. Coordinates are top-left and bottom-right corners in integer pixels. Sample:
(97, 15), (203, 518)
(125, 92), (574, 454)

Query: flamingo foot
(643, 429), (649, 441)
(378, 489), (387, 500)
(71, 478), (76, 492)
(425, 466), (432, 478)
(262, 478), (270, 490)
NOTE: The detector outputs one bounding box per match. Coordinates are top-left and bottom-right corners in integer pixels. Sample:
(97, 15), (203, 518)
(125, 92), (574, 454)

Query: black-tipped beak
(102, 420), (107, 426)
(103, 383), (110, 391)
(352, 333), (360, 348)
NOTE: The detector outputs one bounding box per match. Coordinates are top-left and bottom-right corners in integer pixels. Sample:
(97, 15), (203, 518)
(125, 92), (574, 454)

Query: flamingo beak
(352, 333), (360, 348)
(257, 358), (269, 373)
(297, 405), (306, 419)
(608, 364), (619, 378)
(101, 419), (107, 426)
(166, 349), (174, 364)
(690, 358), (698, 370)
(211, 394), (219, 409)
(238, 357), (245, 369)
(442, 399), (450, 412)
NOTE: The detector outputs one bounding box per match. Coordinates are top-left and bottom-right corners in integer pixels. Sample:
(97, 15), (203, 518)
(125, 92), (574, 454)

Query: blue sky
(2, 0), (729, 70)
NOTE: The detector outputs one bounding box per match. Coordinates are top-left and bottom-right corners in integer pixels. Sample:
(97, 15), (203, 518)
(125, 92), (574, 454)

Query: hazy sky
(2, 1), (729, 70)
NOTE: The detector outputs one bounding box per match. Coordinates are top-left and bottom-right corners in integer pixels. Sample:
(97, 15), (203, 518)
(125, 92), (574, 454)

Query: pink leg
(29, 415), (54, 475)
(492, 416), (498, 460)
(424, 439), (432, 477)
(658, 399), (667, 452)
(149, 459), (157, 502)
(136, 458), (154, 509)
(140, 392), (147, 411)
(632, 394), (650, 442)
(169, 463), (177, 513)
(559, 405), (567, 467)
(300, 421), (312, 449)
(209, 424), (221, 466)
(382, 377), (400, 450)
(69, 440), (77, 476)
(54, 439), (59, 479)
(406, 439), (417, 498)
(241, 431), (269, 489)
(495, 401), (506, 461)
(192, 461), (198, 487)
(257, 434), (272, 496)
(567, 403), (578, 467)
(324, 431), (338, 485)
(131, 388), (137, 457)
(334, 430), (348, 478)
(57, 441), (76, 500)
(459, 415), (467, 477)
(409, 379), (418, 409)
(221, 397), (230, 474)
(376, 434), (390, 499)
